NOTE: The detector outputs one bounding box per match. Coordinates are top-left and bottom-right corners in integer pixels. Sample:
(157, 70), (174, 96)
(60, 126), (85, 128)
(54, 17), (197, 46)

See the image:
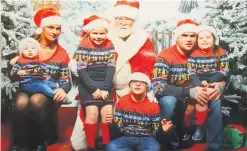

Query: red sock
(101, 123), (110, 145)
(196, 110), (208, 125)
(84, 123), (97, 148)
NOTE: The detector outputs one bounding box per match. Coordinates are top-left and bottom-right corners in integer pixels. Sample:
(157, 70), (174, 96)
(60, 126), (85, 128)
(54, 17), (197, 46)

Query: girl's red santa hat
(112, 0), (139, 21)
(81, 15), (110, 37)
(173, 19), (199, 41)
(34, 7), (62, 34)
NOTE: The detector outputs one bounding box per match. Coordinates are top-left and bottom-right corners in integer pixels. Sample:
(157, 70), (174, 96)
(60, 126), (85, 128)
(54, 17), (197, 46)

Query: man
(108, 0), (156, 99)
(105, 72), (173, 151)
(69, 1), (157, 150)
(152, 19), (223, 151)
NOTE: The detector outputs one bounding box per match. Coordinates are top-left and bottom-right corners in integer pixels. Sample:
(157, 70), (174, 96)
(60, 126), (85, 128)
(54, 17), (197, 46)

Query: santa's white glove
(68, 60), (79, 77)
(147, 90), (158, 103)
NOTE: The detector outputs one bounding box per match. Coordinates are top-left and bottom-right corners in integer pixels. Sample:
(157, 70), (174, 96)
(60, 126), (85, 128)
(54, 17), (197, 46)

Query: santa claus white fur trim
(70, 104), (87, 150)
(113, 5), (139, 20)
(109, 29), (148, 97)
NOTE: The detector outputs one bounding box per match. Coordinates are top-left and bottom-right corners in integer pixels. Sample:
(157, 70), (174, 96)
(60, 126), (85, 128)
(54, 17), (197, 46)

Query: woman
(10, 7), (71, 151)
(72, 15), (116, 151)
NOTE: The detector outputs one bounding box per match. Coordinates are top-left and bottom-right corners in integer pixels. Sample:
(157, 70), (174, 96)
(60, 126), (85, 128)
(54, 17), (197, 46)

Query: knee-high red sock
(196, 110), (208, 125)
(101, 123), (110, 145)
(84, 123), (97, 148)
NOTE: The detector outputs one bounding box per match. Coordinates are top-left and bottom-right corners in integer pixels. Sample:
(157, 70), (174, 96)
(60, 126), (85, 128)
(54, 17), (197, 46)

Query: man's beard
(115, 24), (136, 39)
(116, 29), (132, 38)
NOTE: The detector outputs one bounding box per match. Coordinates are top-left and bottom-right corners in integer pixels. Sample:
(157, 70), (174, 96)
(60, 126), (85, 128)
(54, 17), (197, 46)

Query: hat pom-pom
(35, 28), (43, 34)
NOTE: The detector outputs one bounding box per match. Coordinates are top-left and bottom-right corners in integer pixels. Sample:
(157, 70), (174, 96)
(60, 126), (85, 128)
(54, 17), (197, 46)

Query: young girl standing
(73, 15), (116, 151)
(187, 25), (230, 141)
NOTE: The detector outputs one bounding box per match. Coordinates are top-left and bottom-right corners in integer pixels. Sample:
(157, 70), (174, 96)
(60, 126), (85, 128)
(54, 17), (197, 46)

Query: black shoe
(36, 145), (47, 151)
(192, 125), (205, 141)
(182, 133), (191, 140)
(10, 146), (31, 151)
(87, 147), (97, 151)
(36, 141), (48, 151)
(10, 146), (20, 151)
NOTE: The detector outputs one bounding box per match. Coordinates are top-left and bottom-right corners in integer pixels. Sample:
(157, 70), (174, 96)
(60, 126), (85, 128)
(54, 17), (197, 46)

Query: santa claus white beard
(114, 23), (137, 39)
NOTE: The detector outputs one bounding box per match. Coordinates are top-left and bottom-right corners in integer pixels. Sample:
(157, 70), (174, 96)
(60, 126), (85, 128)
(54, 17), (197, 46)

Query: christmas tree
(1, 0), (35, 119)
(179, 0), (199, 13)
(203, 0), (247, 125)
(203, 0), (247, 97)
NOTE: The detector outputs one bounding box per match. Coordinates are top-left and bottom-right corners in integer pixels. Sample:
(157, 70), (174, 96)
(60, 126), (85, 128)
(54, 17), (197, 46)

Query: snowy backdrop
(1, 0), (247, 125)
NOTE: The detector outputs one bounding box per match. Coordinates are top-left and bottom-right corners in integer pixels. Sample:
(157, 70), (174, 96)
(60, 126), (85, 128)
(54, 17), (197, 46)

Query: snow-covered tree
(1, 0), (35, 116)
(202, 0), (247, 96)
(179, 0), (199, 13)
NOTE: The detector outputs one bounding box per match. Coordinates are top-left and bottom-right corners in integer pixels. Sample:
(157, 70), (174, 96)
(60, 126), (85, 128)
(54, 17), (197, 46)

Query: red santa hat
(33, 7), (62, 34)
(18, 37), (40, 55)
(112, 0), (139, 20)
(129, 72), (151, 90)
(81, 15), (110, 37)
(173, 19), (199, 41)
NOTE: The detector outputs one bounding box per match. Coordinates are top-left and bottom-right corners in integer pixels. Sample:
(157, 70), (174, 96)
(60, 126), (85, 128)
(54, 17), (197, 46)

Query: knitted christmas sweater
(114, 94), (161, 137)
(152, 45), (190, 98)
(12, 45), (70, 93)
(188, 47), (230, 86)
(74, 38), (116, 94)
(12, 56), (44, 84)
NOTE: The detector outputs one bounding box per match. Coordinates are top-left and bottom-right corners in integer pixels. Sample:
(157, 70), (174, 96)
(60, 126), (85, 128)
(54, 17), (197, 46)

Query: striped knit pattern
(75, 46), (116, 70)
(12, 61), (44, 84)
(188, 47), (230, 83)
(44, 62), (69, 85)
(114, 94), (161, 137)
(40, 45), (70, 87)
(152, 45), (190, 94)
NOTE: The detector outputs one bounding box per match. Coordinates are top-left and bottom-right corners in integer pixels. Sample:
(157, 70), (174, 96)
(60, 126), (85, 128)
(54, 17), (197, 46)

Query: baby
(11, 37), (59, 98)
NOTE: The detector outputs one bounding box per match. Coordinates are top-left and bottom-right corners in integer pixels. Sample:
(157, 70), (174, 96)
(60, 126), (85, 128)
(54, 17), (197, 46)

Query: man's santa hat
(112, 0), (139, 20)
(18, 37), (40, 55)
(81, 15), (110, 37)
(173, 19), (199, 41)
(34, 7), (62, 34)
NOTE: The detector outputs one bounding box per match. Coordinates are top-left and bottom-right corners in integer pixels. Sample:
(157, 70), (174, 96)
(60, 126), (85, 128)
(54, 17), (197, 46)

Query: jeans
(106, 136), (160, 151)
(158, 96), (180, 150)
(22, 81), (58, 98)
(206, 99), (223, 150)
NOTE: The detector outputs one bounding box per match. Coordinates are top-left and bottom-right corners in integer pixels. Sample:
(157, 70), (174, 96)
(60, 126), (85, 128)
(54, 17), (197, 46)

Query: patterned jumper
(12, 56), (44, 84)
(188, 47), (230, 86)
(74, 39), (116, 106)
(12, 45), (70, 95)
(152, 45), (190, 98)
(114, 94), (161, 137)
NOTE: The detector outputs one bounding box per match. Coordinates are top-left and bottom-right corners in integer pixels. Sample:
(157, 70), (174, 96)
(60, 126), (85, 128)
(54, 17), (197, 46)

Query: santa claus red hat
(81, 15), (110, 37)
(18, 37), (40, 55)
(34, 7), (62, 34)
(129, 72), (151, 90)
(173, 19), (199, 40)
(112, 0), (139, 20)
